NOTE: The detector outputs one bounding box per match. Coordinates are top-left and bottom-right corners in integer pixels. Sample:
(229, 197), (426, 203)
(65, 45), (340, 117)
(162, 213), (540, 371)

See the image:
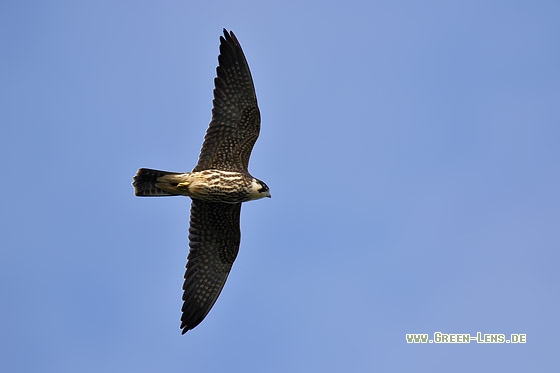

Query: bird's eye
(259, 182), (268, 193)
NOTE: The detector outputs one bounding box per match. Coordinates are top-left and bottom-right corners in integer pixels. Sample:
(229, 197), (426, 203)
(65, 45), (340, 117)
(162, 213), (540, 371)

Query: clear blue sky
(1, 1), (559, 372)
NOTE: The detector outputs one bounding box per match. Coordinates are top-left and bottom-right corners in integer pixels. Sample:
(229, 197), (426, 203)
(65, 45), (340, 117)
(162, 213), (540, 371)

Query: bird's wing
(180, 199), (242, 333)
(193, 29), (260, 173)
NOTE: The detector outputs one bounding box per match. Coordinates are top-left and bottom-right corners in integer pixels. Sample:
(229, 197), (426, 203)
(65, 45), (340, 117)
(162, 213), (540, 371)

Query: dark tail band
(133, 168), (181, 196)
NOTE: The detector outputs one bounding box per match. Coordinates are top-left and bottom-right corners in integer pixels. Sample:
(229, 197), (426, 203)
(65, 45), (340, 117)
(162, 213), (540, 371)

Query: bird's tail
(132, 168), (183, 196)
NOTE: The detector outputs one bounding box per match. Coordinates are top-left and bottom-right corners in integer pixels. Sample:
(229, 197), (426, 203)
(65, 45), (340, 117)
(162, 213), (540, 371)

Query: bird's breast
(178, 170), (253, 203)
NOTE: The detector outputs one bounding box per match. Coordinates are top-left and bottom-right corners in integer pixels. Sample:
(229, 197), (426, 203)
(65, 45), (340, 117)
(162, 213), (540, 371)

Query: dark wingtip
(222, 28), (229, 41)
(221, 28), (239, 46)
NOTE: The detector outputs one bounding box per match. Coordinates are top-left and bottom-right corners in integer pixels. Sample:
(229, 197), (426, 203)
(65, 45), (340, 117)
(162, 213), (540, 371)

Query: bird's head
(250, 178), (271, 200)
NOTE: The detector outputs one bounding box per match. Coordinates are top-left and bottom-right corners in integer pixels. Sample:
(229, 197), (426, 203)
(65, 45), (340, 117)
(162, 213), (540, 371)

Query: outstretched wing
(180, 199), (242, 333)
(193, 29), (260, 173)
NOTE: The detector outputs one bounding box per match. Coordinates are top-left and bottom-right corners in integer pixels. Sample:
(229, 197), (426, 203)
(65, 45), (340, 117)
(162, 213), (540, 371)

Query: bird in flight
(132, 29), (270, 334)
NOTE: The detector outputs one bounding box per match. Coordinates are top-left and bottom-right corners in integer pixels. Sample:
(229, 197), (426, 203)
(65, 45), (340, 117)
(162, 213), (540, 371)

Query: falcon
(132, 29), (270, 334)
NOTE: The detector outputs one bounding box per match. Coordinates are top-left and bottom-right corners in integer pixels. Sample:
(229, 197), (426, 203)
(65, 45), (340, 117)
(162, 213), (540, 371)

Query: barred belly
(156, 170), (253, 203)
